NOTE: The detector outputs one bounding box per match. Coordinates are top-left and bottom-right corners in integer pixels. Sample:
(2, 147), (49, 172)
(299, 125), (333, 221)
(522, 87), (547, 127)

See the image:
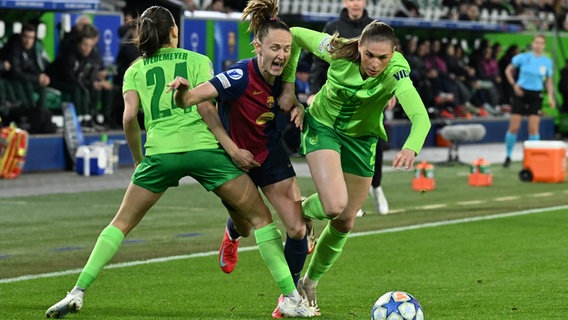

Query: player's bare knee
(322, 202), (346, 219)
(285, 224), (306, 239)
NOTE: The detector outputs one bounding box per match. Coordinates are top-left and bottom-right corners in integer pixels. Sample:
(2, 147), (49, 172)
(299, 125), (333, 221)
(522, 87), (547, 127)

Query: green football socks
(307, 223), (349, 281)
(254, 223), (296, 295)
(76, 225), (124, 289)
(302, 193), (330, 220)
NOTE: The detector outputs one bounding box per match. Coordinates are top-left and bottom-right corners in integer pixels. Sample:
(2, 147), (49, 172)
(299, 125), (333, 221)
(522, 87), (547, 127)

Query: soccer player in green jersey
(45, 6), (315, 318)
(280, 21), (432, 314)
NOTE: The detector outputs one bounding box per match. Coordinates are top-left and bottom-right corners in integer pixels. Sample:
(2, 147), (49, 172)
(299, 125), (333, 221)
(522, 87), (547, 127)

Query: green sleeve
(122, 61), (138, 94)
(396, 87), (431, 155)
(191, 54), (214, 88)
(283, 27), (334, 83)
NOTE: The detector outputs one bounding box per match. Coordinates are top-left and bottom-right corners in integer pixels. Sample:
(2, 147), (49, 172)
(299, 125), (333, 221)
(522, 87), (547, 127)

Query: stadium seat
(12, 21), (22, 34)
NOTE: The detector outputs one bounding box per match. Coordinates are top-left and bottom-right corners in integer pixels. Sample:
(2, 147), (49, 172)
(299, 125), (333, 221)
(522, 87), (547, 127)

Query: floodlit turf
(1, 161), (567, 319)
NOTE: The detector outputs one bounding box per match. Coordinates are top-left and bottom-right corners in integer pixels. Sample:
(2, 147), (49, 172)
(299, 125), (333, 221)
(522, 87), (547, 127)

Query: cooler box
(75, 145), (108, 176)
(522, 141), (567, 183)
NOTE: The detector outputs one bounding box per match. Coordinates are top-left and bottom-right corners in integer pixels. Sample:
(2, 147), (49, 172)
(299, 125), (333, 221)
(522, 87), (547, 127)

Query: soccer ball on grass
(371, 291), (423, 320)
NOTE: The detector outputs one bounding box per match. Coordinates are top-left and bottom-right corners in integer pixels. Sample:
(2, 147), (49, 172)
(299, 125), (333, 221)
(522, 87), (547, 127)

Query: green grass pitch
(1, 160), (567, 319)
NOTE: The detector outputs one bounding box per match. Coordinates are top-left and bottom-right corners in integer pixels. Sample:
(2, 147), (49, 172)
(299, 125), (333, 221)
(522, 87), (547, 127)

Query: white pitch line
(2, 205), (568, 284)
(494, 196), (520, 202)
(417, 204), (447, 210)
(0, 200), (28, 205)
(530, 192), (554, 197)
(386, 209), (406, 214)
(456, 200), (484, 206)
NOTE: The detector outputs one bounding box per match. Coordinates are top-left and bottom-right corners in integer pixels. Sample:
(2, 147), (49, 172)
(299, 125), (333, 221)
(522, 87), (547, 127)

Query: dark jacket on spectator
(7, 35), (49, 85)
(47, 42), (103, 91)
(309, 8), (374, 95)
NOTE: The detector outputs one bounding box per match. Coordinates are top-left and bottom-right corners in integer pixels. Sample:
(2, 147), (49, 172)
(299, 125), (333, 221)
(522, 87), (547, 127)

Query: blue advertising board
(93, 14), (121, 67)
(214, 20), (239, 74)
(182, 19), (207, 55)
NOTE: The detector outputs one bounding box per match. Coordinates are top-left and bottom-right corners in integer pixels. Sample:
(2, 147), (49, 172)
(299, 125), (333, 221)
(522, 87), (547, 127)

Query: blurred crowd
(399, 36), (517, 119)
(396, 0), (568, 32)
(184, 0), (568, 32)
(0, 10), (138, 132)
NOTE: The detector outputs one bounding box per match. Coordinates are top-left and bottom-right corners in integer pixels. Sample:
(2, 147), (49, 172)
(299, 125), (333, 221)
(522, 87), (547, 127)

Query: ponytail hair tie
(270, 17), (278, 21)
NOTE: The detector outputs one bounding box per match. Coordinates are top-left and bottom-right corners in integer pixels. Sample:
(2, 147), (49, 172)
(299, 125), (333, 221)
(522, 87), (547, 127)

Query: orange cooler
(522, 141), (567, 183)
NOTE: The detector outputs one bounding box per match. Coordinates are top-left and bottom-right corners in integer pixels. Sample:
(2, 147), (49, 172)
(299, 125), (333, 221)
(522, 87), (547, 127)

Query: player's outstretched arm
(167, 76), (218, 108)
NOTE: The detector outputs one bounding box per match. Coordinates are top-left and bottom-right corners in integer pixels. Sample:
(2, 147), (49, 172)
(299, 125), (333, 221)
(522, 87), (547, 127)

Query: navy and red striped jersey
(209, 57), (283, 165)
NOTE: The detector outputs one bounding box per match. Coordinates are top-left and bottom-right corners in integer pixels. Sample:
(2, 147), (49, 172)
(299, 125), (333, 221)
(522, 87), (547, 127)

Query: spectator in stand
(182, 0), (198, 11)
(309, 0), (374, 101)
(118, 7), (136, 42)
(111, 8), (140, 129)
(503, 34), (556, 167)
(444, 43), (474, 118)
(473, 45), (502, 114)
(422, 39), (456, 118)
(6, 23), (51, 110)
(405, 37), (433, 110)
(453, 41), (491, 117)
(498, 44), (520, 109)
(467, 39), (494, 116)
(0, 60), (10, 74)
(395, 0), (420, 18)
(491, 43), (502, 61)
(206, 0), (226, 12)
(224, 0), (247, 12)
(0, 59), (13, 106)
(47, 24), (113, 129)
(60, 15), (94, 53)
(458, 3), (480, 21)
(469, 38), (489, 67)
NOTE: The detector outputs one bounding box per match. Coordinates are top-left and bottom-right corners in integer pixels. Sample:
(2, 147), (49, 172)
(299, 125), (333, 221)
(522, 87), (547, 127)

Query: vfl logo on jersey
(393, 70), (409, 81)
(267, 96), (275, 108)
(337, 88), (361, 106)
(216, 74), (231, 89)
(309, 134), (319, 145)
(226, 69), (243, 80)
(256, 112), (275, 125)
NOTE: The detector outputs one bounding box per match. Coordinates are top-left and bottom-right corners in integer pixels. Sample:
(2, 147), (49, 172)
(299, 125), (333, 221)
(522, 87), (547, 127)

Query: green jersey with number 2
(123, 47), (219, 156)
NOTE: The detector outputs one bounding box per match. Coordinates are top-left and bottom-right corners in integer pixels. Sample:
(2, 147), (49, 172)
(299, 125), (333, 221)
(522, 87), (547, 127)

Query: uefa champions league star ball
(371, 291), (423, 320)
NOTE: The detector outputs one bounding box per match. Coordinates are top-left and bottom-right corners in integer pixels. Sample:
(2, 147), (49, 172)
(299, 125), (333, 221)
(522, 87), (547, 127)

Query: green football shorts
(300, 112), (377, 177)
(132, 148), (244, 193)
